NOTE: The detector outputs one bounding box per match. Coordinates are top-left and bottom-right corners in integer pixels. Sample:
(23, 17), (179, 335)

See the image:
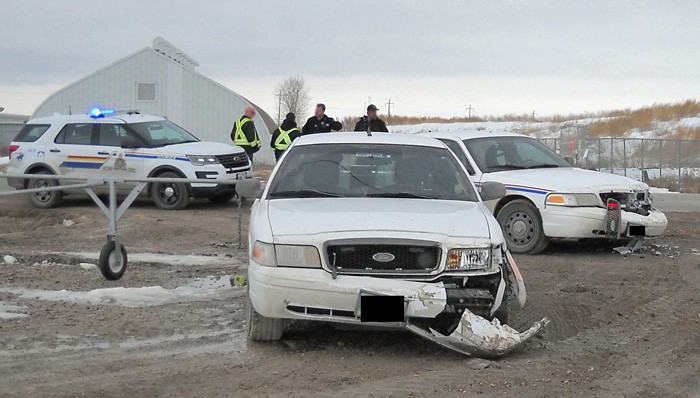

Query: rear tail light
(8, 145), (19, 158)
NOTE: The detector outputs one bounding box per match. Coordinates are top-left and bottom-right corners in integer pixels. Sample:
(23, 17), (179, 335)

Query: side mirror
(563, 156), (575, 166)
(480, 181), (506, 201)
(236, 178), (263, 199)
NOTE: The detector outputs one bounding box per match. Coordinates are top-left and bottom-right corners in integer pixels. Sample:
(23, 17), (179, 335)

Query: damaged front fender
(406, 310), (550, 357)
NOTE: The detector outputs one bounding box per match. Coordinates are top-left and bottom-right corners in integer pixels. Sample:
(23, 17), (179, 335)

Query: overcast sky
(1, 0), (699, 119)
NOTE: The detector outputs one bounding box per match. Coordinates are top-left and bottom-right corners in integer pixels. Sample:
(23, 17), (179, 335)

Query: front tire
(28, 171), (63, 209)
(246, 287), (284, 341)
(496, 200), (549, 254)
(151, 171), (191, 210)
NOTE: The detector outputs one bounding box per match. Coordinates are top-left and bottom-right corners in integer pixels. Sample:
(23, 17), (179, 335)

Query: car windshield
(464, 136), (571, 173)
(268, 143), (479, 201)
(128, 120), (199, 147)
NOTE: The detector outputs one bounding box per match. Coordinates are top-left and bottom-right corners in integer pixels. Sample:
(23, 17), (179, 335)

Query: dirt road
(0, 191), (699, 397)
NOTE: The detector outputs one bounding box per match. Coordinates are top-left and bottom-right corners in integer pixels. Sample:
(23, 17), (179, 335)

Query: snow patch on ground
(0, 156), (9, 166)
(0, 303), (29, 320)
(0, 275), (242, 308)
(61, 252), (242, 267)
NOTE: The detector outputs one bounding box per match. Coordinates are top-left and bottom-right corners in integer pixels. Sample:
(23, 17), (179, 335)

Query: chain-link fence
(539, 137), (700, 193)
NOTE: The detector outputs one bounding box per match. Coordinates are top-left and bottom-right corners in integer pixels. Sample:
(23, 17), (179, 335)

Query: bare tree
(274, 75), (311, 124)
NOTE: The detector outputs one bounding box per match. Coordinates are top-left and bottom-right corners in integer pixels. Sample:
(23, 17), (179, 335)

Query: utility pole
(466, 104), (474, 119)
(385, 99), (394, 117)
(531, 110), (537, 120)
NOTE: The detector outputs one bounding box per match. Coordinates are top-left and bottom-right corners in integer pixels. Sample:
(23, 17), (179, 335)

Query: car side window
(440, 139), (475, 175)
(54, 124), (94, 145)
(97, 124), (133, 147)
(14, 124), (50, 142)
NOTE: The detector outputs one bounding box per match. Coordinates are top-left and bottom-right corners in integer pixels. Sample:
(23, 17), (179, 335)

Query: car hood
(267, 198), (492, 238)
(482, 167), (648, 193)
(155, 141), (245, 156)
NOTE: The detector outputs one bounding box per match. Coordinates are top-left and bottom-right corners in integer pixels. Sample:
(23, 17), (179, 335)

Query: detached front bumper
(542, 206), (667, 239)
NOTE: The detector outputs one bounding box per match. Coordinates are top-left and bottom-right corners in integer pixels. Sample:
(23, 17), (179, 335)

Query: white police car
(423, 131), (668, 253)
(7, 109), (251, 210)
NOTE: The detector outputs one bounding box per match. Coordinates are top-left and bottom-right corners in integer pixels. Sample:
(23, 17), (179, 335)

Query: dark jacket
(301, 114), (342, 135)
(230, 116), (260, 155)
(270, 119), (301, 160)
(354, 116), (389, 133)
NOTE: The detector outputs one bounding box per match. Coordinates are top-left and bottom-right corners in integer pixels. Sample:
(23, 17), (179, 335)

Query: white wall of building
(32, 47), (276, 164)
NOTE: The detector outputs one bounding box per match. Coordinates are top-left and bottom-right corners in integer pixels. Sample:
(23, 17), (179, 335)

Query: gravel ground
(0, 191), (699, 397)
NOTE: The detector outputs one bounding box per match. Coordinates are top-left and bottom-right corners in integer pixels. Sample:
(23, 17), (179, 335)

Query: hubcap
(108, 250), (123, 273)
(33, 180), (51, 202)
(159, 183), (179, 205)
(507, 211), (534, 245)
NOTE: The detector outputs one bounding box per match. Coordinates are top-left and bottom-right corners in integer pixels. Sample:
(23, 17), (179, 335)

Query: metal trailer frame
(0, 173), (242, 280)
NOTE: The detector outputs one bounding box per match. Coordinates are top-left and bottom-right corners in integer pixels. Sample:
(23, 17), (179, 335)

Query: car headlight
(446, 248), (490, 270)
(545, 193), (600, 207)
(188, 155), (219, 165)
(251, 241), (321, 268)
(275, 244), (321, 268)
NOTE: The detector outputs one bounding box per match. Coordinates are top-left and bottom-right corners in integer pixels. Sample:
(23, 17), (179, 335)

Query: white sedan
(423, 131), (668, 254)
(238, 132), (548, 356)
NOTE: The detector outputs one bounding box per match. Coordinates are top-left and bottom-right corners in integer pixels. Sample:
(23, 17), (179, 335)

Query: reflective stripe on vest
(274, 127), (298, 150)
(234, 117), (260, 147)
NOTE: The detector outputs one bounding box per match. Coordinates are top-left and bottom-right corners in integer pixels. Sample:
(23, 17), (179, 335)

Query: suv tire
(151, 171), (191, 210)
(28, 170), (63, 209)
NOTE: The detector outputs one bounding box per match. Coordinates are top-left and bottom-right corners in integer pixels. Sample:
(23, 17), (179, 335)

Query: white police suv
(7, 109), (251, 210)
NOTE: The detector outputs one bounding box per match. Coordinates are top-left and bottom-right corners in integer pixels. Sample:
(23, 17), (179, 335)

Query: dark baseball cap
(367, 104), (379, 112)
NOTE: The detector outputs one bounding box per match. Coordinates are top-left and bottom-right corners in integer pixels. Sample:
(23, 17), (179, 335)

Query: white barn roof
(32, 38), (277, 164)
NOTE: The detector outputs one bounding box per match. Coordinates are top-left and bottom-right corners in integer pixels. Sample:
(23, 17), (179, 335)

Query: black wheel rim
(33, 179), (52, 202)
(505, 210), (536, 247)
(158, 183), (180, 205)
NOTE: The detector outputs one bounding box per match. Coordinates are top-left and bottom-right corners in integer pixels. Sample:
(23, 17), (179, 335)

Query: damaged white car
(424, 131), (668, 254)
(239, 133), (548, 357)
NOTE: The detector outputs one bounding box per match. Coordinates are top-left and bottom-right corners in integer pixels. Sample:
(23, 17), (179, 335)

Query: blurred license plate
(358, 295), (404, 322)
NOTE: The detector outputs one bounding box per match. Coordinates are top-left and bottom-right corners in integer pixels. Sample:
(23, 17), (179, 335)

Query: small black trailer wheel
(98, 241), (128, 280)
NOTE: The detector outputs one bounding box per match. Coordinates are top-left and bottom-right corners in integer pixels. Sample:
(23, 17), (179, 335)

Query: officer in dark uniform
(354, 104), (389, 132)
(270, 112), (301, 161)
(230, 106), (261, 162)
(301, 103), (342, 135)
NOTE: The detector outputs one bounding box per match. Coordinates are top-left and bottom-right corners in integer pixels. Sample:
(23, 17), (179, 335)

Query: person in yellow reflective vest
(270, 112), (301, 161)
(230, 106), (261, 162)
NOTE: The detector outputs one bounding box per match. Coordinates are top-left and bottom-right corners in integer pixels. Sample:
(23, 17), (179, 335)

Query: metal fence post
(659, 140), (663, 180)
(678, 139), (682, 192)
(622, 138), (627, 177)
(598, 138), (602, 170)
(640, 139), (644, 174)
(610, 138), (614, 174)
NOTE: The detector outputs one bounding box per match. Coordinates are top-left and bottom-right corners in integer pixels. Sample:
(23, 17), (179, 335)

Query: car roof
(27, 113), (166, 125)
(420, 130), (528, 140)
(294, 132), (446, 147)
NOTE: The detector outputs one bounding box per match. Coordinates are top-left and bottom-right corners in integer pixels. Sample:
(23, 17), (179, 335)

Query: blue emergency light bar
(90, 107), (115, 118)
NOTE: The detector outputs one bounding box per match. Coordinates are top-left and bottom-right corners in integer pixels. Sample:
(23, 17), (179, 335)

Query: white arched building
(33, 37), (277, 164)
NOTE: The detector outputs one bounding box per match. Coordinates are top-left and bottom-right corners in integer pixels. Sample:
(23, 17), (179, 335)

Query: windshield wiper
(366, 192), (437, 199)
(269, 189), (342, 198)
(486, 165), (528, 172)
(526, 163), (561, 169)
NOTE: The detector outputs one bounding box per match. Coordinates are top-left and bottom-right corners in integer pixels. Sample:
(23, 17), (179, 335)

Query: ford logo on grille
(372, 252), (395, 263)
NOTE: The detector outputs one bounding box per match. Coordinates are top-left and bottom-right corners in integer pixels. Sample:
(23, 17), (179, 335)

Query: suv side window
(14, 124), (50, 142)
(440, 139), (475, 175)
(97, 124), (134, 147)
(55, 124), (94, 145)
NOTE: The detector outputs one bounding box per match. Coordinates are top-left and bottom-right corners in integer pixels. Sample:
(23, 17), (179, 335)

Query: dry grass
(649, 175), (700, 193)
(670, 126), (700, 140)
(589, 100), (700, 137)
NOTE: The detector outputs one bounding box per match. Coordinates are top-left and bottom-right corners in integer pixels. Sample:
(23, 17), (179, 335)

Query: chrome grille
(216, 153), (249, 169)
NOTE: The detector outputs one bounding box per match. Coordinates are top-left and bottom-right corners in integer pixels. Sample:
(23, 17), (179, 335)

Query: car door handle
(49, 149), (60, 153)
(97, 151), (110, 155)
